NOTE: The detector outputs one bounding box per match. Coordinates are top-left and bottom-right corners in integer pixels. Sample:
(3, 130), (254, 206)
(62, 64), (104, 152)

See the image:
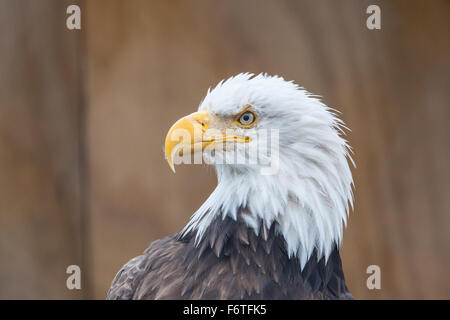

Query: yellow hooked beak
(164, 111), (249, 172)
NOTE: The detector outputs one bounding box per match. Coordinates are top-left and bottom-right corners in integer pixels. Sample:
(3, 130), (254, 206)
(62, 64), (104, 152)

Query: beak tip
(165, 154), (176, 173)
(164, 110), (210, 174)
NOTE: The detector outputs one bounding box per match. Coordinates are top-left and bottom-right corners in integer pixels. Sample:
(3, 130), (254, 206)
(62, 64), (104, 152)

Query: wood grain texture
(0, 0), (448, 299)
(0, 0), (87, 298)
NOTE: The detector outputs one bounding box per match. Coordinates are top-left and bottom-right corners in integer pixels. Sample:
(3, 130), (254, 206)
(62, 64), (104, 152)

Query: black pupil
(242, 114), (251, 122)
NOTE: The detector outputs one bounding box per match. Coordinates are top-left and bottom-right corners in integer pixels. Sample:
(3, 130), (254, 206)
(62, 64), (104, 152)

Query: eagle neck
(180, 166), (350, 269)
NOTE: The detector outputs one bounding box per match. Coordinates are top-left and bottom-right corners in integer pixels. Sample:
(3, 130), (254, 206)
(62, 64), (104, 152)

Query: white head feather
(181, 73), (354, 268)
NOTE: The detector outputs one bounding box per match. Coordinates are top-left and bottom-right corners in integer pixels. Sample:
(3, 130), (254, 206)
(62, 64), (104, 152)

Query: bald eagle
(107, 73), (355, 300)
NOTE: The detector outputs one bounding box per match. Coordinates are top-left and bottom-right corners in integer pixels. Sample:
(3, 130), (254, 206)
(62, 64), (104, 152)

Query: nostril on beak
(197, 120), (208, 131)
(190, 111), (209, 131)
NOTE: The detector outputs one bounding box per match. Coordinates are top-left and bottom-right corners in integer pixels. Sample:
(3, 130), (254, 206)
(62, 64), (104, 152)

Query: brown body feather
(107, 215), (352, 300)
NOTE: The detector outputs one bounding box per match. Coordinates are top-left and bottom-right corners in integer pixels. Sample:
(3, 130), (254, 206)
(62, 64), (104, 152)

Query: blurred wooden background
(0, 0), (449, 299)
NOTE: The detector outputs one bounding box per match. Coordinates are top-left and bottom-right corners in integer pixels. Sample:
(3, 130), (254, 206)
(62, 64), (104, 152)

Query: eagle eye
(236, 110), (256, 127)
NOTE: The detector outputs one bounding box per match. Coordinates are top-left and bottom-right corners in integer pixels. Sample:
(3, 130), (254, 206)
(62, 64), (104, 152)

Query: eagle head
(164, 73), (354, 268)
